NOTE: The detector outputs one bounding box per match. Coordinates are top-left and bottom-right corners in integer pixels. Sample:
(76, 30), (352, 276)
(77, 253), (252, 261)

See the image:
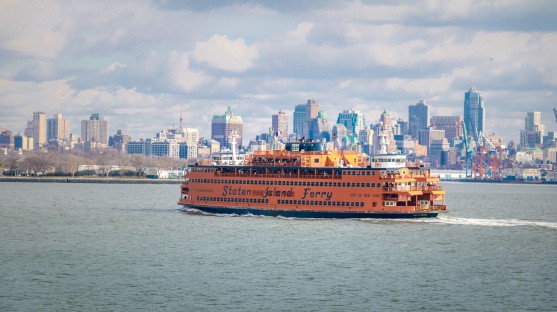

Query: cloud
(1, 0), (557, 143)
(192, 34), (259, 72)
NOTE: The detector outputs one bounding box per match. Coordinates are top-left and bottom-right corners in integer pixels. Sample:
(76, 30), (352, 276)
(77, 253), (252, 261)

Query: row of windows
(197, 196), (269, 204)
(277, 199), (365, 207)
(190, 178), (384, 188)
(190, 167), (405, 177)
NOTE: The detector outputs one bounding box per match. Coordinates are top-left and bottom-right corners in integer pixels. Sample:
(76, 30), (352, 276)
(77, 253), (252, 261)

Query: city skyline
(0, 1), (556, 142)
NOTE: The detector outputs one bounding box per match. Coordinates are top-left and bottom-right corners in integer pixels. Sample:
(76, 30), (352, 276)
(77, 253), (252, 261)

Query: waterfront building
(151, 140), (179, 158)
(431, 116), (463, 141)
(337, 109), (365, 138)
(543, 147), (557, 164)
(408, 100), (430, 139)
(81, 113), (109, 145)
(272, 110), (289, 142)
(46, 114), (69, 142)
(24, 112), (46, 148)
(293, 104), (306, 138)
(211, 106), (243, 149)
(463, 87), (485, 140)
(127, 140), (150, 156)
(0, 130), (14, 149)
(520, 112), (545, 149)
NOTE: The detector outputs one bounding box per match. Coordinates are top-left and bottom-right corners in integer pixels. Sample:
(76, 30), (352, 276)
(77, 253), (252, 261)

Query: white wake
(433, 216), (557, 229)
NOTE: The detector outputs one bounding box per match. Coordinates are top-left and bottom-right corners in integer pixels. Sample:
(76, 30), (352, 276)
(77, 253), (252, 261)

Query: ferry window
(314, 159), (319, 163)
(342, 183), (346, 187)
(351, 183), (355, 187)
(373, 202), (377, 207)
(372, 171), (376, 176)
(319, 182), (324, 186)
(350, 202), (355, 207)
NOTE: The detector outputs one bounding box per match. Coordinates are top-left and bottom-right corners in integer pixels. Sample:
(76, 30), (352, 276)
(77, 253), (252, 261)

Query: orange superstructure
(178, 142), (447, 218)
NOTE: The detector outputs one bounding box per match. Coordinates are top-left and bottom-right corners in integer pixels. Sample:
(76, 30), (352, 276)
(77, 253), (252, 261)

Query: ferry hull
(180, 204), (439, 219)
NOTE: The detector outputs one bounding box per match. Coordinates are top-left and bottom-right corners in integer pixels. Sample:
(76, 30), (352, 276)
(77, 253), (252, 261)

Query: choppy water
(0, 182), (556, 311)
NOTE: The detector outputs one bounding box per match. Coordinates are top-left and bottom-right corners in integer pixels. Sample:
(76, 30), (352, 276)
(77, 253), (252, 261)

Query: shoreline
(0, 177), (182, 184)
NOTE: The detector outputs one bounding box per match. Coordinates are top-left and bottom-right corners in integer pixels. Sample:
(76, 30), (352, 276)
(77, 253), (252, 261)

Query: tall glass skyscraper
(337, 109), (365, 138)
(463, 87), (485, 140)
(408, 100), (430, 139)
(293, 104), (306, 138)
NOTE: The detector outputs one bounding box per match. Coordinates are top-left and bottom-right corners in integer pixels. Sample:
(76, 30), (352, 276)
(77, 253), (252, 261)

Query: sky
(1, 0), (556, 143)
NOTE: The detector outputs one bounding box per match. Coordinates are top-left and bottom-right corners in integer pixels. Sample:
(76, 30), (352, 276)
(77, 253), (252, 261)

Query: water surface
(0, 182), (555, 311)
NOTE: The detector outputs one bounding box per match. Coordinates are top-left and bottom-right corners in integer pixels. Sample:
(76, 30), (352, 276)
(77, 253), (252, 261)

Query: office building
(408, 100), (430, 139)
(305, 99), (321, 138)
(337, 109), (365, 137)
(179, 142), (198, 159)
(110, 130), (131, 152)
(24, 112), (46, 148)
(272, 110), (289, 142)
(309, 110), (331, 141)
(464, 87), (485, 140)
(520, 112), (545, 149)
(0, 130), (14, 149)
(431, 116), (463, 141)
(81, 113), (109, 145)
(211, 106), (243, 149)
(14, 133), (33, 151)
(293, 104), (306, 138)
(47, 114), (70, 142)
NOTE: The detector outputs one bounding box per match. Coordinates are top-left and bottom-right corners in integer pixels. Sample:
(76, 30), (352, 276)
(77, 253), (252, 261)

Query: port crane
(462, 123), (502, 179)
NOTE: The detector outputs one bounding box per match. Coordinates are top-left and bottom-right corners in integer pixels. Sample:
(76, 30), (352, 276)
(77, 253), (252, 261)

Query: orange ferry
(178, 141), (447, 218)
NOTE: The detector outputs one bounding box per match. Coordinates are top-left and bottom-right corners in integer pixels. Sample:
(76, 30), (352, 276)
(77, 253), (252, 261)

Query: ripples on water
(1, 182), (556, 311)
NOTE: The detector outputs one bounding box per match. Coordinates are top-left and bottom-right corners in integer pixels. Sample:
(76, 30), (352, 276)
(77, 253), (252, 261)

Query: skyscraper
(293, 104), (306, 138)
(272, 110), (289, 142)
(408, 100), (430, 139)
(430, 116), (463, 141)
(463, 87), (485, 140)
(47, 113), (70, 142)
(81, 113), (109, 145)
(211, 106), (243, 149)
(24, 112), (46, 148)
(305, 98), (321, 137)
(520, 112), (545, 149)
(337, 109), (365, 137)
(309, 110), (331, 141)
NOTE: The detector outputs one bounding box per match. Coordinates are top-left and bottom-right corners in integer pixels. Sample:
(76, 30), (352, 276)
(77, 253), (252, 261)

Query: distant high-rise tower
(520, 112), (545, 149)
(431, 116), (463, 141)
(47, 114), (70, 142)
(211, 106), (243, 149)
(81, 113), (109, 145)
(24, 112), (46, 148)
(293, 104), (306, 138)
(309, 110), (331, 142)
(272, 110), (289, 142)
(463, 87), (485, 140)
(305, 99), (321, 137)
(408, 100), (430, 139)
(337, 109), (365, 138)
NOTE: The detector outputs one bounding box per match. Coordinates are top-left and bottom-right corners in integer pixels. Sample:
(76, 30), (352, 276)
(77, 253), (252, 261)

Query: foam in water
(410, 216), (557, 229)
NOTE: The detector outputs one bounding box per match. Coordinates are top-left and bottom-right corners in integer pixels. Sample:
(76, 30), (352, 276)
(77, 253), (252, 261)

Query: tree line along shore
(0, 149), (194, 179)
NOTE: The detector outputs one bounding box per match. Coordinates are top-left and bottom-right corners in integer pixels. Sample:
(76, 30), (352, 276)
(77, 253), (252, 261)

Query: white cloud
(192, 34), (259, 72)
